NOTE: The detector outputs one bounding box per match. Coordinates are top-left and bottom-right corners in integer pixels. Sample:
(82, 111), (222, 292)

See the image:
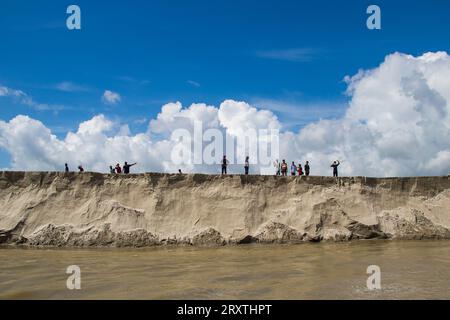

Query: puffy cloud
(0, 100), (280, 174)
(0, 115), (67, 170)
(102, 90), (121, 105)
(0, 114), (166, 173)
(218, 100), (281, 135)
(77, 115), (114, 135)
(149, 102), (219, 135)
(150, 100), (280, 173)
(1, 52), (450, 177)
(286, 51), (450, 177)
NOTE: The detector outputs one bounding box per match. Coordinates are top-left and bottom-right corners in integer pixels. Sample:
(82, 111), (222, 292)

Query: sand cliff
(1, 171), (450, 247)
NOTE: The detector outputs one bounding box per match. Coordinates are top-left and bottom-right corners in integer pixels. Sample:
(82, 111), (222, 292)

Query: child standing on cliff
(244, 156), (249, 175)
(297, 163), (303, 176)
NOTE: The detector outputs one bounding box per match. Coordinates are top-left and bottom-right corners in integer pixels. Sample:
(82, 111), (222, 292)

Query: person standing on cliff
(222, 155), (229, 175)
(244, 156), (249, 175)
(331, 160), (340, 177)
(123, 162), (137, 174)
(109, 165), (115, 174)
(281, 160), (288, 176)
(78, 165), (84, 172)
(305, 161), (310, 176)
(65, 163), (69, 172)
(291, 161), (296, 176)
(273, 159), (281, 176)
(297, 163), (303, 176)
(115, 163), (122, 174)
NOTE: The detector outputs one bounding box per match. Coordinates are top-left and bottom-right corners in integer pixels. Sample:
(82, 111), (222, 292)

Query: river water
(1, 241), (449, 299)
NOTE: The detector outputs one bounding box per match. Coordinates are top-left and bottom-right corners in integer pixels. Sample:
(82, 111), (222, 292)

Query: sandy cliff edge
(1, 171), (450, 247)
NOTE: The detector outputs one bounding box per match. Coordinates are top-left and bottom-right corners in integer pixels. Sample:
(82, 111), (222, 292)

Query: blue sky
(1, 0), (450, 170)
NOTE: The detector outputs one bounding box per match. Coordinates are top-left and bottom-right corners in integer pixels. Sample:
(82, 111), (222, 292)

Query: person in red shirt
(115, 163), (122, 174)
(297, 163), (303, 176)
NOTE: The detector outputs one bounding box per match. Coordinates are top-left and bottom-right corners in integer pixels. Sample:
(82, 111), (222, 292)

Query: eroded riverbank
(2, 172), (450, 247)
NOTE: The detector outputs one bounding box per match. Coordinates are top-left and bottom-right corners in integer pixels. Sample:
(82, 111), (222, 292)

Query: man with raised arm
(331, 160), (340, 177)
(123, 162), (137, 174)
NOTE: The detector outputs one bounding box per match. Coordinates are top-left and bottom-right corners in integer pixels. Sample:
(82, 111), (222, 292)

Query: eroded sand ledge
(1, 171), (450, 247)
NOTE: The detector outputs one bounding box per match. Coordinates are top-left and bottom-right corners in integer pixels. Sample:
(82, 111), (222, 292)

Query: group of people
(66, 158), (340, 177)
(221, 155), (250, 175)
(65, 163), (84, 173)
(273, 159), (310, 176)
(220, 156), (341, 177)
(109, 162), (137, 174)
(64, 162), (138, 174)
(221, 155), (313, 176)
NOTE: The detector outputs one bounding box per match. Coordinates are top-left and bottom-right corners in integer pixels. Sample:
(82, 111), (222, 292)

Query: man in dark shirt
(65, 163), (69, 172)
(222, 155), (228, 175)
(304, 161), (310, 176)
(123, 162), (137, 174)
(331, 160), (340, 177)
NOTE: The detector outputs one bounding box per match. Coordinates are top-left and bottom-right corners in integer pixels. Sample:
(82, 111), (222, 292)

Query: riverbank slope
(1, 171), (450, 247)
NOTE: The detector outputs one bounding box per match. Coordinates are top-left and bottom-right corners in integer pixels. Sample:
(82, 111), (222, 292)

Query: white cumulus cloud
(1, 52), (450, 177)
(284, 51), (450, 177)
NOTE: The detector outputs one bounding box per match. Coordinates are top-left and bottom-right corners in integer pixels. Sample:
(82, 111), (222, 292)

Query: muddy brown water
(1, 240), (449, 299)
